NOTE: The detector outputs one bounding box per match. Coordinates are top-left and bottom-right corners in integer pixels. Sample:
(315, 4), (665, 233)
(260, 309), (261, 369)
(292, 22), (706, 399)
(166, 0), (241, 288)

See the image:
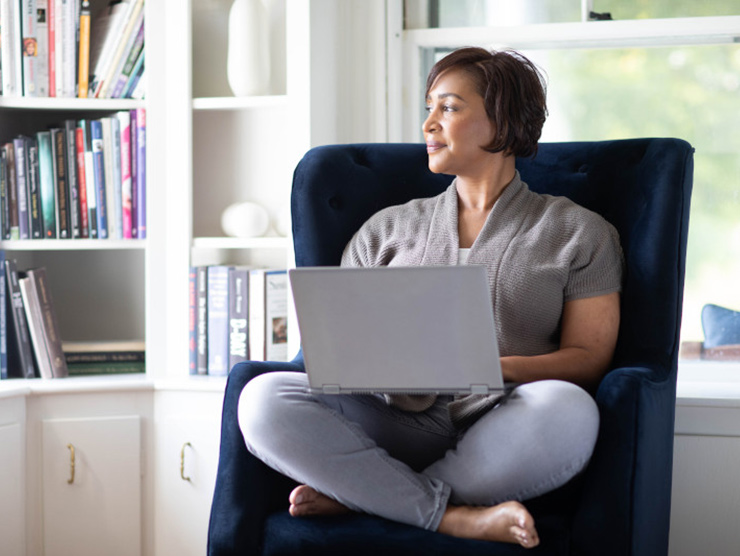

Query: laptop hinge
(322, 384), (341, 395)
(470, 384), (490, 395)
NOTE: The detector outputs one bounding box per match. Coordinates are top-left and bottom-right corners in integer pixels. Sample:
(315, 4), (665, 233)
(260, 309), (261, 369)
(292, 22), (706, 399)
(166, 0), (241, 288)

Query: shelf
(192, 95), (289, 111)
(0, 96), (145, 111)
(0, 239), (147, 251)
(192, 236), (290, 250)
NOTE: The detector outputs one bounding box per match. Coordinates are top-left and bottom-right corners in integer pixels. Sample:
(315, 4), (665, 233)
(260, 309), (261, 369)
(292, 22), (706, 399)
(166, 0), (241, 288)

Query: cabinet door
(0, 419), (25, 556)
(154, 414), (221, 556)
(42, 415), (141, 556)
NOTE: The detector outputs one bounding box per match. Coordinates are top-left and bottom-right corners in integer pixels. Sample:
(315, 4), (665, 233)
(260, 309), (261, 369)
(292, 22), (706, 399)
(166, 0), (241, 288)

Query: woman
(239, 47), (623, 549)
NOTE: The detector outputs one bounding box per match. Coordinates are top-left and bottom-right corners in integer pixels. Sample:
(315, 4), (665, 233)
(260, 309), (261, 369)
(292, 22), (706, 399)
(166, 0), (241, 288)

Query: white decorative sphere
(221, 202), (270, 238)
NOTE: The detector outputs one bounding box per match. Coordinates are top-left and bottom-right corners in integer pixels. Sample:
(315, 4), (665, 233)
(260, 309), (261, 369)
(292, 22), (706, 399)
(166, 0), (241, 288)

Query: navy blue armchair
(208, 139), (694, 556)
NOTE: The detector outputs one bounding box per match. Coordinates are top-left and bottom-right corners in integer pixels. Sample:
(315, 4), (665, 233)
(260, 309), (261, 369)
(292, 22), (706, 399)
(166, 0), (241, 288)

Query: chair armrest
(572, 365), (677, 556)
(208, 359), (305, 556)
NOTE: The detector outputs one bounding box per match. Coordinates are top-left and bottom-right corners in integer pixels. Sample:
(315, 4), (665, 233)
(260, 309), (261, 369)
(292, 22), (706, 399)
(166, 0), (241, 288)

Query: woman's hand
(500, 292), (620, 391)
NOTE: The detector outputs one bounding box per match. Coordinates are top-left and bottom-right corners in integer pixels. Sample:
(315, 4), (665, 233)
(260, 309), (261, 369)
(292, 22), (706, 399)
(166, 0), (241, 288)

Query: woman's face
(423, 68), (496, 177)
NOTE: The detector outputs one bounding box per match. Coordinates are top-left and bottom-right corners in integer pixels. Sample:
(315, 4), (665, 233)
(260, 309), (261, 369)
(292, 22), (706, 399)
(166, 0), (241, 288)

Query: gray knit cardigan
(341, 172), (623, 427)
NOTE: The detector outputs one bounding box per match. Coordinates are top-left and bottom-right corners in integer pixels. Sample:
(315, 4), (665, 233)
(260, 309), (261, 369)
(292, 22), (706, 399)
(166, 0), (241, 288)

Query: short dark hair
(426, 48), (548, 158)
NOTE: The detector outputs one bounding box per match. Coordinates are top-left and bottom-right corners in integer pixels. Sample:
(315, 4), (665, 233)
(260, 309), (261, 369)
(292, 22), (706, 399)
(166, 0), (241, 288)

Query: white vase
(227, 0), (270, 96)
(221, 202), (270, 238)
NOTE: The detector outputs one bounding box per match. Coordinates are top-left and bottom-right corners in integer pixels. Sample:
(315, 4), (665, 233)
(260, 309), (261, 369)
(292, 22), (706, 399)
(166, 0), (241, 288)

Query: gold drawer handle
(67, 444), (76, 484)
(180, 442), (192, 482)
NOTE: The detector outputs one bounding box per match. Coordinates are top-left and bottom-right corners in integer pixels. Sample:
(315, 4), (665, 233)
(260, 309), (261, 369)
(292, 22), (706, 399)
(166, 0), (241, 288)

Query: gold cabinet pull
(180, 442), (192, 482)
(67, 444), (76, 484)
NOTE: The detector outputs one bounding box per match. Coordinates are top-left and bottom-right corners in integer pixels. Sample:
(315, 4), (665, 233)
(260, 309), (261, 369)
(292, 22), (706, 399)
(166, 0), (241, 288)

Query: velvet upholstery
(208, 139), (694, 556)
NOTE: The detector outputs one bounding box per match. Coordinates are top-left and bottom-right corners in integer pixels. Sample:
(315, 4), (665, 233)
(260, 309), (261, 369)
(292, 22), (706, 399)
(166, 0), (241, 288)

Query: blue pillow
(701, 304), (740, 348)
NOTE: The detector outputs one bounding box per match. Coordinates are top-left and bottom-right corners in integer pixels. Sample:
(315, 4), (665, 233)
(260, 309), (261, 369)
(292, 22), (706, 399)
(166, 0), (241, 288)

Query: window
(397, 1), (740, 359)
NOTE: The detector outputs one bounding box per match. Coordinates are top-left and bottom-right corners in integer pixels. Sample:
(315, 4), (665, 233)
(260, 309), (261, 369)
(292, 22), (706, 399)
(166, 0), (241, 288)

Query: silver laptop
(289, 265), (504, 396)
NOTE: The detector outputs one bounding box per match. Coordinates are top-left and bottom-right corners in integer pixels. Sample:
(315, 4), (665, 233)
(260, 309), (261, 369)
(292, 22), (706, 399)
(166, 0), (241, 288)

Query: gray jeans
(238, 372), (599, 532)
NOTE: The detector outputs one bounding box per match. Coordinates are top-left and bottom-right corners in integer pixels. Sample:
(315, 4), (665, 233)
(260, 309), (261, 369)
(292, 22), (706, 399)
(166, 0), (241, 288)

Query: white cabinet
(154, 388), (225, 556)
(0, 393), (26, 556)
(41, 414), (142, 556)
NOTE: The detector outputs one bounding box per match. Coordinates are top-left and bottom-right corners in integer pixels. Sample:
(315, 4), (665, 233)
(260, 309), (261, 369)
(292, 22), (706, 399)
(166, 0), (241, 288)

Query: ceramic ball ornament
(221, 202), (270, 238)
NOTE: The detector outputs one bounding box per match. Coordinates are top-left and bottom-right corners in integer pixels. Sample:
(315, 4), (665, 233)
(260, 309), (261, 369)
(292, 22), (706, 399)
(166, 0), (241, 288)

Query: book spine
(4, 144), (20, 240)
(21, 0), (39, 97)
(64, 120), (80, 238)
(129, 108), (137, 237)
(264, 271), (289, 361)
(53, 0), (63, 97)
(228, 266), (249, 369)
(35, 131), (57, 238)
(26, 138), (43, 239)
(74, 126), (89, 237)
(0, 251), (6, 379)
(111, 116), (123, 239)
(48, 0), (56, 96)
(77, 0), (90, 97)
(248, 270), (266, 362)
(61, 0), (76, 97)
(207, 265), (230, 376)
(65, 351), (144, 364)
(51, 128), (70, 238)
(1, 0), (23, 96)
(189, 267), (197, 375)
(81, 120), (97, 238)
(0, 149), (10, 239)
(4, 259), (37, 378)
(12, 138), (30, 240)
(96, 0), (144, 99)
(90, 119), (108, 238)
(36, 0), (49, 97)
(122, 49), (144, 98)
(100, 117), (116, 238)
(28, 267), (68, 378)
(134, 107), (146, 238)
(196, 266), (208, 375)
(19, 275), (53, 378)
(117, 110), (132, 238)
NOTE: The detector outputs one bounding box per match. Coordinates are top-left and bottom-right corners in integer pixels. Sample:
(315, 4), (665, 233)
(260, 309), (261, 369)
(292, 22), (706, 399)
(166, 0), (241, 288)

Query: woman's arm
(501, 292), (621, 391)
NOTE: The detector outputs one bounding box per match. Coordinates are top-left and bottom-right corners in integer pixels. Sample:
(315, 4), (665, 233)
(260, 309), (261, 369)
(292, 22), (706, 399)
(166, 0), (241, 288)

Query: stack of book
(0, 109), (146, 240)
(63, 339), (144, 375)
(189, 266), (289, 377)
(0, 0), (146, 99)
(0, 252), (68, 379)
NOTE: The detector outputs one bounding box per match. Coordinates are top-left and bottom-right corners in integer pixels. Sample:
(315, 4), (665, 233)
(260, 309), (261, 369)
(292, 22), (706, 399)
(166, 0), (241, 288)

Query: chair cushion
(702, 303), (740, 348)
(262, 511), (570, 556)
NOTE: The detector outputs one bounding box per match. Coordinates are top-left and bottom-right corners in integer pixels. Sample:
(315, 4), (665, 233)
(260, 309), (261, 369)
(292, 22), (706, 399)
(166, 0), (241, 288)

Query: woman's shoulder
(525, 188), (617, 237)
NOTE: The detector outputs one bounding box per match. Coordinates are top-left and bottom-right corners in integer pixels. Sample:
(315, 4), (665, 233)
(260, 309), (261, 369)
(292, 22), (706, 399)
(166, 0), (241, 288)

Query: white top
(458, 248), (471, 265)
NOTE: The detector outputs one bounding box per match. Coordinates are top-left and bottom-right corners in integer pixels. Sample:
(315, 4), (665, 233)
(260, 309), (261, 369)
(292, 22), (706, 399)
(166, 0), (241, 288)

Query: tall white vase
(227, 0), (271, 96)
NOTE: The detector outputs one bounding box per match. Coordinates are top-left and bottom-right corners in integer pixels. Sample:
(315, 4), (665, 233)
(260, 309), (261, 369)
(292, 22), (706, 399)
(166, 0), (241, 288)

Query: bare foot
(288, 485), (352, 518)
(437, 501), (540, 548)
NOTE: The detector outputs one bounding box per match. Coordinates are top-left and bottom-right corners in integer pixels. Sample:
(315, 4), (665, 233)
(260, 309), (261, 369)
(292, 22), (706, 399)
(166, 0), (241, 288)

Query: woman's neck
(456, 157), (516, 212)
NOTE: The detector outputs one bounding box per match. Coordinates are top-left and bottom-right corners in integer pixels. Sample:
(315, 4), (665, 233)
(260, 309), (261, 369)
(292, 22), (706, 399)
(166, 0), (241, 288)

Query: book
(12, 137), (30, 240)
(50, 128), (71, 238)
(63, 340), (144, 363)
(249, 269), (289, 362)
(36, 0), (50, 97)
(89, 0), (135, 97)
(77, 0), (91, 97)
(26, 267), (68, 377)
(110, 116), (123, 238)
(0, 251), (6, 379)
(36, 131), (57, 238)
(228, 266), (249, 369)
(121, 48), (143, 98)
(4, 259), (37, 379)
(196, 266), (207, 375)
(74, 125), (90, 237)
(1, 0), (23, 96)
(64, 120), (81, 238)
(67, 361), (144, 375)
(100, 117), (116, 238)
(117, 110), (132, 238)
(4, 143), (20, 239)
(19, 274), (53, 378)
(21, 0), (40, 97)
(61, 0), (77, 98)
(207, 265), (230, 376)
(26, 137), (43, 239)
(80, 119), (98, 238)
(188, 267), (197, 375)
(130, 108), (137, 237)
(90, 119), (108, 238)
(133, 108), (145, 238)
(48, 0), (56, 96)
(0, 148), (10, 239)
